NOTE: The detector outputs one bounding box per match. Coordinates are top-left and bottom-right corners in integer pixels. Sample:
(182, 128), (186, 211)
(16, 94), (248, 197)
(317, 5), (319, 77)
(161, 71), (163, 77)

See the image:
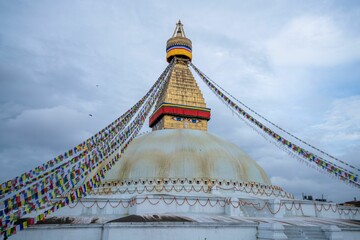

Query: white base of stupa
(12, 187), (360, 240)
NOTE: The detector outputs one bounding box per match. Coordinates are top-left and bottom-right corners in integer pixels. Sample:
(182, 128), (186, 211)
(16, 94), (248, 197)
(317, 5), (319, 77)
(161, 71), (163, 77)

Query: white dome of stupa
(103, 129), (271, 186)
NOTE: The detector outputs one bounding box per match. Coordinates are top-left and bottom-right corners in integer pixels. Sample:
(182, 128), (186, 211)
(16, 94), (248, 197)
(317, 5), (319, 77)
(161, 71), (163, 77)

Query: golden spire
(166, 20), (192, 63)
(150, 22), (211, 131)
(172, 20), (187, 38)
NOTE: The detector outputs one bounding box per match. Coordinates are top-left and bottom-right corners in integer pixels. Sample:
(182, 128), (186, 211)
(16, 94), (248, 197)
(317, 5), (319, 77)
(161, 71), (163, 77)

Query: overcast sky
(0, 1), (359, 203)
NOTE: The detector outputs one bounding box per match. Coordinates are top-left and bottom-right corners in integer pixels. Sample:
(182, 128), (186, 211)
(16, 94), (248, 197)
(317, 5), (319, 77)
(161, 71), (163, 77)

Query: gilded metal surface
(166, 20), (192, 62)
(156, 22), (208, 130)
(103, 129), (271, 185)
(166, 37), (192, 49)
(154, 60), (208, 131)
(156, 62), (205, 108)
(166, 49), (192, 63)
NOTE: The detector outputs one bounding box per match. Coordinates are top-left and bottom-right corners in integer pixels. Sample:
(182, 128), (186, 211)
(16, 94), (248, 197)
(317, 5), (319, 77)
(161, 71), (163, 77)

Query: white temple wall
(129, 197), (225, 216)
(11, 223), (258, 240)
(105, 223), (257, 240)
(53, 200), (130, 218)
(81, 201), (129, 217)
(341, 228), (360, 240)
(12, 225), (103, 240)
(50, 197), (360, 221)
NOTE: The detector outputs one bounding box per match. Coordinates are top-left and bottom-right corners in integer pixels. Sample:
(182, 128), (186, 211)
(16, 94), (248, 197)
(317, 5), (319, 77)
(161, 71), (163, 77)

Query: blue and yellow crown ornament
(166, 20), (192, 62)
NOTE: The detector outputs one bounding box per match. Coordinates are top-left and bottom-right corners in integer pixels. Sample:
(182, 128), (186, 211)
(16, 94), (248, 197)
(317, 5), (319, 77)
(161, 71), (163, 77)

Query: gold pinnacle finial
(150, 21), (210, 131)
(172, 19), (186, 38)
(166, 20), (192, 62)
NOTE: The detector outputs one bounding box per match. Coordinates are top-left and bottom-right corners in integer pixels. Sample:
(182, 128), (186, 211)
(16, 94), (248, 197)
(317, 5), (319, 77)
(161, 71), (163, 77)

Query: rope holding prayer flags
(190, 62), (360, 188)
(0, 60), (175, 196)
(0, 60), (174, 234)
(0, 60), (175, 231)
(193, 66), (360, 175)
(0, 59), (176, 238)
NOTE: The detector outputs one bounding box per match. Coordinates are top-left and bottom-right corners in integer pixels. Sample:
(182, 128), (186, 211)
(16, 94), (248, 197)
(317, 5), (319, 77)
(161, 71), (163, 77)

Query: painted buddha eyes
(172, 117), (200, 123)
(174, 117), (183, 121)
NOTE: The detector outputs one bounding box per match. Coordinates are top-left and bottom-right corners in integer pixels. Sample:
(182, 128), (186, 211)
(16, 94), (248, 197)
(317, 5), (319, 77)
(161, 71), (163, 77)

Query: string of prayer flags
(190, 62), (359, 188)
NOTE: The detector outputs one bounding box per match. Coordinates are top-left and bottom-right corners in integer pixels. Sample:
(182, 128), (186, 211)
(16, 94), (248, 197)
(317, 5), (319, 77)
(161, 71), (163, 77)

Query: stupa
(10, 21), (360, 240)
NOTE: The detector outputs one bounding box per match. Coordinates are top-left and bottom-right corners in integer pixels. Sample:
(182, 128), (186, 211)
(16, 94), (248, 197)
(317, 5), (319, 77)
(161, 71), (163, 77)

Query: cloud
(0, 1), (359, 204)
(202, 78), (360, 203)
(267, 16), (360, 67)
(305, 95), (360, 170)
(313, 95), (360, 142)
(0, 106), (91, 147)
(0, 105), (95, 181)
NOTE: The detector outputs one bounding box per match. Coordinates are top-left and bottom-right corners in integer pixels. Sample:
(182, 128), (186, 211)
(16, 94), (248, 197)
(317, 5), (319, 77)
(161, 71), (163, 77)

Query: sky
(0, 0), (359, 203)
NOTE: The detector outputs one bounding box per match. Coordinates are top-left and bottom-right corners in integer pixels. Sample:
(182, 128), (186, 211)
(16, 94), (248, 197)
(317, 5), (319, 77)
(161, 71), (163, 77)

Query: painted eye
(173, 117), (183, 121)
(190, 119), (199, 123)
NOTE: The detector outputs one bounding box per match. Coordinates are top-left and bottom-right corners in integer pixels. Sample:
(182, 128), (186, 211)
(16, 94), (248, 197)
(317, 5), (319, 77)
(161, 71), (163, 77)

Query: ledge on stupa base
(12, 221), (258, 240)
(11, 214), (360, 240)
(128, 195), (226, 216)
(257, 223), (288, 240)
(225, 197), (245, 217)
(50, 192), (360, 221)
(15, 191), (360, 239)
(321, 225), (343, 240)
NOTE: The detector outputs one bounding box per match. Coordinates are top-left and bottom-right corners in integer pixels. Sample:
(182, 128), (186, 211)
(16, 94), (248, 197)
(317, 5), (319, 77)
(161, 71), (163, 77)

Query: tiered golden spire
(149, 21), (211, 131)
(166, 20), (192, 63)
